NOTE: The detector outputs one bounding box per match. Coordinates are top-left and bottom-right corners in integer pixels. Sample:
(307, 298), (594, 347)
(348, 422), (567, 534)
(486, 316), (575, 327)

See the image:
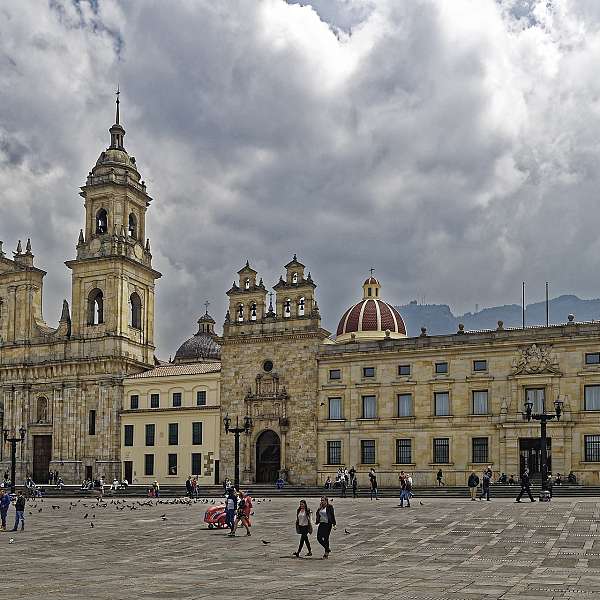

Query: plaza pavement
(4, 495), (600, 599)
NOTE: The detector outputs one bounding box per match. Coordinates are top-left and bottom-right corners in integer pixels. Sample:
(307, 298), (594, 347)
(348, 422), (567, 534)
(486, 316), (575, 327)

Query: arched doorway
(255, 430), (281, 483)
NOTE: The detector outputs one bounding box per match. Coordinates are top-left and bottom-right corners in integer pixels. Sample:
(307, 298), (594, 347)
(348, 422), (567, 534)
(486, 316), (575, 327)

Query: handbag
(295, 523), (301, 534)
(308, 521), (313, 535)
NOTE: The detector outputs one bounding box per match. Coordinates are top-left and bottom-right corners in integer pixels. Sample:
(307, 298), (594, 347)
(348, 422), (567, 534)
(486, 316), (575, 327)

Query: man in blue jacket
(0, 490), (10, 531)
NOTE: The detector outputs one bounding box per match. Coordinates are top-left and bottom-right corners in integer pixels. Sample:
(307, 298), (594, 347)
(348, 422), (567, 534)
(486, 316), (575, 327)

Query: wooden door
(33, 435), (52, 484)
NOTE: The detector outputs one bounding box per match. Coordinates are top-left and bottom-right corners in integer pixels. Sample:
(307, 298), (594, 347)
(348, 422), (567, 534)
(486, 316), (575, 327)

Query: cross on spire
(115, 85), (120, 125)
(204, 300), (210, 315)
(369, 267), (375, 277)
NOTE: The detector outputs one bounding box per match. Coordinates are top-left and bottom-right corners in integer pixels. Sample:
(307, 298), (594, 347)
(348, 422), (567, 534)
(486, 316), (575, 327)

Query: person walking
(403, 473), (413, 507)
(480, 469), (491, 501)
(352, 475), (358, 499)
(315, 497), (336, 559)
(436, 469), (444, 486)
(340, 476), (347, 498)
(11, 491), (25, 532)
(225, 488), (237, 531)
(467, 472), (479, 501)
(0, 490), (10, 531)
(368, 468), (378, 500)
(349, 466), (356, 486)
(152, 480), (160, 498)
(516, 469), (536, 503)
(293, 499), (313, 558)
(229, 491), (252, 537)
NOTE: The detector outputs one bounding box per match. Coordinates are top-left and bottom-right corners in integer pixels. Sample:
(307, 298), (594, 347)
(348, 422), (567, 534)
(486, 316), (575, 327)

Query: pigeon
(52, 505), (60, 510)
(419, 501), (424, 506)
(38, 508), (42, 513)
(160, 514), (166, 519)
(28, 512), (32, 516)
(90, 522), (94, 528)
(161, 516), (167, 521)
(344, 529), (350, 535)
(83, 513), (88, 519)
(92, 514), (96, 519)
(8, 538), (14, 544)
(261, 540), (270, 545)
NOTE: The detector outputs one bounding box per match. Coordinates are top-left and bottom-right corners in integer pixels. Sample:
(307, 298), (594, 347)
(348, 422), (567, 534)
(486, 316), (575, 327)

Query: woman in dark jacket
(315, 496), (336, 559)
(293, 499), (313, 558)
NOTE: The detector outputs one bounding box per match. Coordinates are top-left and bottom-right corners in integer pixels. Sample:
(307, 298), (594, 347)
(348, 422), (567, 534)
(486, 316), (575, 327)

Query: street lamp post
(522, 397), (563, 493)
(3, 426), (26, 494)
(223, 413), (252, 490)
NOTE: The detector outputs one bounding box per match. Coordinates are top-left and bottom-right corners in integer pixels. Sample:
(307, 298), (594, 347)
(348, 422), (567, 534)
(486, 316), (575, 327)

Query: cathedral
(0, 99), (160, 482)
(3, 102), (600, 488)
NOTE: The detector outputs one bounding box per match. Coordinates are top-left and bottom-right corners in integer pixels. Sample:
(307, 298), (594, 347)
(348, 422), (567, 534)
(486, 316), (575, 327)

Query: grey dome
(174, 313), (221, 363)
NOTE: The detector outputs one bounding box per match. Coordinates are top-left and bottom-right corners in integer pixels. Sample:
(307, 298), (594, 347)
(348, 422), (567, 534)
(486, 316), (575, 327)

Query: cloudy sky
(2, 0), (600, 356)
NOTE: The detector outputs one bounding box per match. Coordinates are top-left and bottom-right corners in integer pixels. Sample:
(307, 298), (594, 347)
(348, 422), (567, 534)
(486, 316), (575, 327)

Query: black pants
(341, 486), (346, 498)
(516, 484), (534, 501)
(317, 523), (332, 553)
(297, 525), (311, 553)
(481, 486), (490, 500)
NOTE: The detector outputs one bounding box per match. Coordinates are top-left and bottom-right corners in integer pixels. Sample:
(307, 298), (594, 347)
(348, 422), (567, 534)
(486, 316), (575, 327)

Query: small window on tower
(128, 213), (137, 239)
(87, 289), (104, 325)
(292, 272), (298, 284)
(96, 208), (108, 235)
(250, 302), (257, 321)
(284, 298), (291, 318)
(245, 278), (250, 290)
(298, 297), (305, 316)
(130, 292), (142, 330)
(368, 288), (372, 297)
(237, 304), (244, 322)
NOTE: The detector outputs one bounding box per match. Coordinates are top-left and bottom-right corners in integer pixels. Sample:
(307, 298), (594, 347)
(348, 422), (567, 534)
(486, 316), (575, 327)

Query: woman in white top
(293, 500), (313, 557)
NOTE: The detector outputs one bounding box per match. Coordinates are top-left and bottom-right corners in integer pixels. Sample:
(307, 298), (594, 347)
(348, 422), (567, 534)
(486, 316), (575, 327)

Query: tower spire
(109, 88), (125, 150)
(115, 85), (120, 125)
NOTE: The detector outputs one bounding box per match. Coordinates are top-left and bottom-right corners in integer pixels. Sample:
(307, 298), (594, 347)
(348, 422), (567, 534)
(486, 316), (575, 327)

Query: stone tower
(0, 95), (160, 483)
(220, 257), (329, 485)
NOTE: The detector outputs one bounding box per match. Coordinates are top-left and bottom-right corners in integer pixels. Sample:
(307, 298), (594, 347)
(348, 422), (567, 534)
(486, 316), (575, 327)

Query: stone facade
(0, 103), (160, 484)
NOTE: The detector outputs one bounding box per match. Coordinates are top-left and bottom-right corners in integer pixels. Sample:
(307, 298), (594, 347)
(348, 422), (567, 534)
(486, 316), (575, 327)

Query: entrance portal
(33, 435), (52, 483)
(519, 437), (551, 477)
(255, 430), (281, 484)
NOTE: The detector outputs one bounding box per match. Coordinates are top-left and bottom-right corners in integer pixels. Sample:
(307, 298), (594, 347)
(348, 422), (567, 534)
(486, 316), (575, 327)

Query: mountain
(396, 295), (600, 337)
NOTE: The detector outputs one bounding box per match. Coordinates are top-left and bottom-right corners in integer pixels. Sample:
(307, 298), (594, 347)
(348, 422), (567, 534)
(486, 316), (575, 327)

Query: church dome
(174, 312), (221, 363)
(336, 276), (406, 342)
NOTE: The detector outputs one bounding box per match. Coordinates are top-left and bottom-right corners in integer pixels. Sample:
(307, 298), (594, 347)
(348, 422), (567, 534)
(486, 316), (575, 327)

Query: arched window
(292, 272), (298, 284)
(250, 302), (257, 321)
(87, 289), (104, 325)
(130, 292), (142, 330)
(237, 303), (244, 322)
(284, 298), (291, 318)
(298, 297), (305, 316)
(37, 397), (48, 423)
(96, 209), (108, 235)
(245, 278), (250, 290)
(128, 213), (137, 239)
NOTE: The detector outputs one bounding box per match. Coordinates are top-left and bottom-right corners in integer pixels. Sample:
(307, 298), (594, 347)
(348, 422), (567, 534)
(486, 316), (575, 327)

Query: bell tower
(65, 92), (161, 364)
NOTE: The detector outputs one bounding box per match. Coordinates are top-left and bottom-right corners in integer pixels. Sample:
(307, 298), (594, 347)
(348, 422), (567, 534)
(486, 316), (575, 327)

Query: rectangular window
(585, 385), (600, 411)
(434, 392), (450, 416)
(585, 435), (600, 462)
(361, 440), (376, 464)
(525, 388), (545, 414)
(145, 424), (155, 447)
(88, 410), (96, 436)
(396, 439), (412, 464)
(397, 393), (413, 417)
(150, 394), (160, 408)
(130, 395), (139, 410)
(192, 422), (203, 445)
(144, 454), (154, 476)
(585, 353), (600, 365)
(329, 369), (341, 380)
(361, 395), (377, 419)
(472, 437), (489, 463)
(168, 453), (177, 475)
(473, 359), (487, 372)
(398, 364), (411, 376)
(435, 362), (448, 374)
(191, 453), (202, 475)
(363, 367), (375, 378)
(172, 392), (182, 407)
(328, 397), (342, 420)
(196, 391), (207, 406)
(124, 424), (134, 447)
(168, 423), (179, 445)
(433, 438), (450, 463)
(327, 441), (342, 465)
(472, 390), (489, 415)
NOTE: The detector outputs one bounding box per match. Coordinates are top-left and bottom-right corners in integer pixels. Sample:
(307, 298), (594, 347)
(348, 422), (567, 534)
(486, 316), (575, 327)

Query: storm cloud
(2, 0), (600, 356)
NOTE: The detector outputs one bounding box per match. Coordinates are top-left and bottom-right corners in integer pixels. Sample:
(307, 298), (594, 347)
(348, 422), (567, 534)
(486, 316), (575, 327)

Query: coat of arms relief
(511, 343), (561, 375)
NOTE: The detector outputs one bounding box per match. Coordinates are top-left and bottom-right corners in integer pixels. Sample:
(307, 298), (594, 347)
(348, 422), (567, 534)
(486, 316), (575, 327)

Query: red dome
(336, 298), (406, 337)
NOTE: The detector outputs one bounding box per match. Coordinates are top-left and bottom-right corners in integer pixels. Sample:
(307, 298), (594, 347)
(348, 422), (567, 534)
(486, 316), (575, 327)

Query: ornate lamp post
(223, 414), (252, 490)
(3, 426), (26, 494)
(523, 397), (563, 493)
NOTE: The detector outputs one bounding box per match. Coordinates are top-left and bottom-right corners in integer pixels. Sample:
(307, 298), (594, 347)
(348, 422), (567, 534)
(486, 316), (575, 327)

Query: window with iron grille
(130, 395), (139, 409)
(362, 395), (377, 419)
(361, 440), (376, 464)
(168, 423), (178, 445)
(145, 424), (155, 446)
(585, 435), (600, 462)
(328, 397), (342, 420)
(196, 391), (207, 406)
(584, 386), (600, 411)
(397, 393), (413, 417)
(172, 392), (182, 407)
(327, 441), (341, 465)
(191, 453), (202, 475)
(433, 438), (449, 463)
(434, 392), (450, 416)
(472, 390), (489, 415)
(144, 454), (154, 476)
(192, 422), (203, 445)
(124, 424), (134, 447)
(150, 394), (160, 408)
(472, 437), (488, 463)
(396, 439), (412, 464)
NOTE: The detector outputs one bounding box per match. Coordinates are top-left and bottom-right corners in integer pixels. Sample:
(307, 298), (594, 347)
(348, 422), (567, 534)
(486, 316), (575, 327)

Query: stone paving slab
(3, 496), (600, 598)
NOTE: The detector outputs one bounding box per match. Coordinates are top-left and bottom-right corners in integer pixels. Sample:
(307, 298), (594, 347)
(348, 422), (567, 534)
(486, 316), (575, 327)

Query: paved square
(5, 495), (600, 599)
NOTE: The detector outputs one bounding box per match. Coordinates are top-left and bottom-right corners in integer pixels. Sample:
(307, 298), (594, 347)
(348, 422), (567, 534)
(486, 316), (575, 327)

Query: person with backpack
(516, 469), (536, 503)
(293, 499), (313, 558)
(467, 472), (479, 501)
